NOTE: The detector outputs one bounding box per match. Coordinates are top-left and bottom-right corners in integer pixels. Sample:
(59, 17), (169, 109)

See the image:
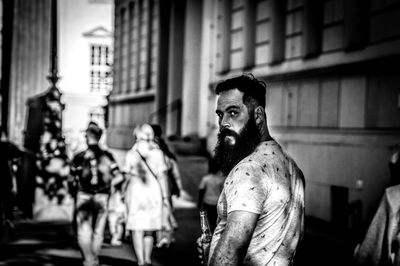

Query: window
(88, 0), (111, 4)
(90, 44), (112, 93)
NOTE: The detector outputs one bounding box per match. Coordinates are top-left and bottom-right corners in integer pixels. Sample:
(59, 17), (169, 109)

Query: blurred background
(0, 0), (399, 265)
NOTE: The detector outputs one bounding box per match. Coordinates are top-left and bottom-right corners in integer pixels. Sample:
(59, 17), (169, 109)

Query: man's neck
(259, 127), (273, 142)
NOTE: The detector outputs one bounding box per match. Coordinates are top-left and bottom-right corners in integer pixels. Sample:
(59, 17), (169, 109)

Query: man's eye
(229, 111), (238, 116)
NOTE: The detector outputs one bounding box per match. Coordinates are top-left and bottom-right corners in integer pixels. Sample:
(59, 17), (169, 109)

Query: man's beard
(213, 116), (261, 176)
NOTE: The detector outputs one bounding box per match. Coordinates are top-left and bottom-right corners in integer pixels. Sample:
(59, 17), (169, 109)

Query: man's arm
(209, 210), (259, 266)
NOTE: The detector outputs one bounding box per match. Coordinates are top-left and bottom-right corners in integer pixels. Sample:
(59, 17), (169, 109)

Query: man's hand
(196, 236), (210, 265)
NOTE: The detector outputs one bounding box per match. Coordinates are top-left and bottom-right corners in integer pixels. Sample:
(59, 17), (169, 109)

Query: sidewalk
(0, 199), (201, 266)
(0, 202), (356, 266)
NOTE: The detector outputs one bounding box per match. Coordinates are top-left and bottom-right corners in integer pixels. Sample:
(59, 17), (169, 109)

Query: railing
(148, 98), (182, 136)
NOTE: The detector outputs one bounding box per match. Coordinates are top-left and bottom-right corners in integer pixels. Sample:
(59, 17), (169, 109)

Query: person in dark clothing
(0, 126), (23, 240)
(198, 158), (224, 233)
(72, 122), (123, 266)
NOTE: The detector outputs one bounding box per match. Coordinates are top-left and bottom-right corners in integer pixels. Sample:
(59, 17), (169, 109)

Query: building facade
(109, 0), (400, 227)
(1, 0), (52, 144)
(59, 0), (113, 152)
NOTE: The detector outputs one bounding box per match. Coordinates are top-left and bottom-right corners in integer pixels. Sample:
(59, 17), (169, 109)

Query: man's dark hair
(86, 121), (103, 140)
(215, 73), (267, 109)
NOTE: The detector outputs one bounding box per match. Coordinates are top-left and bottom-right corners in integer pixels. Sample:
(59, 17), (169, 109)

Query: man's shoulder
(227, 158), (268, 189)
(253, 140), (301, 169)
(231, 141), (281, 172)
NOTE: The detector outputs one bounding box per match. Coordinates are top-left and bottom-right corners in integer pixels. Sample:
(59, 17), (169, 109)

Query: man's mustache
(218, 128), (238, 138)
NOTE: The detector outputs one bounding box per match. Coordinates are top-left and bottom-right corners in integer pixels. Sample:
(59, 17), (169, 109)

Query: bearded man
(204, 74), (305, 266)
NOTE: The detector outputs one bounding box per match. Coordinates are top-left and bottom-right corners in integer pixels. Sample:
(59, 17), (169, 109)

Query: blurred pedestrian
(150, 124), (186, 202)
(0, 126), (23, 240)
(72, 122), (123, 266)
(353, 145), (400, 266)
(107, 179), (127, 246)
(197, 74), (305, 266)
(353, 184), (400, 266)
(197, 158), (224, 233)
(124, 124), (171, 266)
(150, 124), (187, 247)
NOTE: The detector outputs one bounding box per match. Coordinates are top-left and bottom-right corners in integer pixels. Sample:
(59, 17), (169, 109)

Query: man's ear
(254, 106), (265, 126)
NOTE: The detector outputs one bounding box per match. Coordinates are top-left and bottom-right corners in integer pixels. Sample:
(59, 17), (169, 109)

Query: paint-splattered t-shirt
(209, 141), (305, 266)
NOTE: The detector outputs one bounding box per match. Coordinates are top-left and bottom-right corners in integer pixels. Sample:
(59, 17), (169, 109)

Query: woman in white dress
(124, 124), (170, 266)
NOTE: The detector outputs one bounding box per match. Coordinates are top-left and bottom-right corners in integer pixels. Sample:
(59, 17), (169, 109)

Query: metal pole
(0, 0), (15, 133)
(47, 0), (60, 89)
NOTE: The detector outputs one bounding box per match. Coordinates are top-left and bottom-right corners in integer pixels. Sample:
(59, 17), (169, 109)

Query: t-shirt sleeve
(225, 162), (268, 215)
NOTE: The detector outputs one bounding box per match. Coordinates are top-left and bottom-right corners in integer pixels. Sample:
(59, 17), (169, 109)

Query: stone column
(181, 0), (203, 137)
(165, 0), (185, 137)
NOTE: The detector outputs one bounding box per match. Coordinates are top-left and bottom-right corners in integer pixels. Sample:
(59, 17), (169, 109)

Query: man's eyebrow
(216, 104), (241, 114)
(225, 105), (241, 111)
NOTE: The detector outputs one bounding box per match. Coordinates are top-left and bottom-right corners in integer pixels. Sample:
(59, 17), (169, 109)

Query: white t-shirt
(209, 141), (305, 266)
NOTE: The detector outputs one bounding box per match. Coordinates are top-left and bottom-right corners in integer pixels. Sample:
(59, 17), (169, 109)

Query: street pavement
(0, 197), (357, 266)
(0, 198), (202, 266)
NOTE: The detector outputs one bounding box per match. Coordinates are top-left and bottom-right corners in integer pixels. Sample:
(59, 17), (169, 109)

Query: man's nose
(220, 116), (230, 129)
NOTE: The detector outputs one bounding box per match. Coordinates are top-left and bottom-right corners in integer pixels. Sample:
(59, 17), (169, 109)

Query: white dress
(124, 146), (167, 231)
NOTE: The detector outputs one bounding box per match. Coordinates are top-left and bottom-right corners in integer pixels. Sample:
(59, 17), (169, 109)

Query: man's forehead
(216, 88), (244, 108)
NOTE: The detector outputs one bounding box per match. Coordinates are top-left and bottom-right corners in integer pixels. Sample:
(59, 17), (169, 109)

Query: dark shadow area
(294, 216), (356, 266)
